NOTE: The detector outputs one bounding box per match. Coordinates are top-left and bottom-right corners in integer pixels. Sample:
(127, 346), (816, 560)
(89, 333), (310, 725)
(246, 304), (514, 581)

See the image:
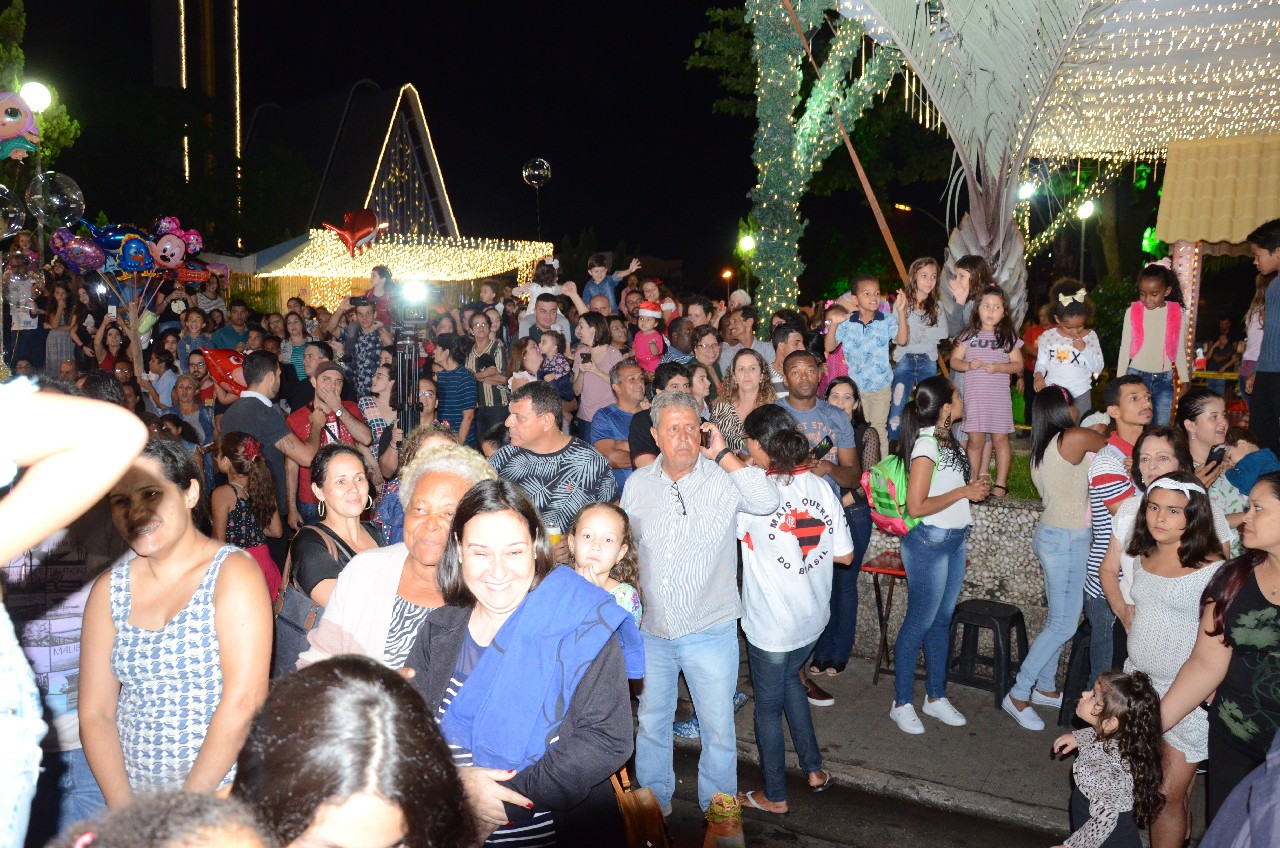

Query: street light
(1017, 182), (1036, 201)
(891, 202), (947, 235)
(1077, 200), (1096, 282)
(20, 81), (50, 260)
(738, 234), (756, 252)
(721, 268), (733, 302)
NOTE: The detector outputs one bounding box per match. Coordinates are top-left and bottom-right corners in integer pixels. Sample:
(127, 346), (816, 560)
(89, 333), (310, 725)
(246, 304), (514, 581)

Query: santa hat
(637, 300), (664, 319)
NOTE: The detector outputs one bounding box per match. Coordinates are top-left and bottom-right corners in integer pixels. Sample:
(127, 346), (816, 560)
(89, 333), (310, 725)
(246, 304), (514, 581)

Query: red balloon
(199, 348), (245, 395)
(322, 208), (389, 258)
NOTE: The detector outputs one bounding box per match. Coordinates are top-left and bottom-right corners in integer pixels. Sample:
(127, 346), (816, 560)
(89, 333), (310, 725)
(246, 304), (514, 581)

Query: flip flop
(738, 790), (789, 818)
(809, 770), (833, 793)
(809, 662), (828, 675)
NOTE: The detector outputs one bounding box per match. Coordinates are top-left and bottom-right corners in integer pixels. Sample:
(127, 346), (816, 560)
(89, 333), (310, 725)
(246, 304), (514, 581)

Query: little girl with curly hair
(211, 432), (283, 599)
(1053, 670), (1166, 848)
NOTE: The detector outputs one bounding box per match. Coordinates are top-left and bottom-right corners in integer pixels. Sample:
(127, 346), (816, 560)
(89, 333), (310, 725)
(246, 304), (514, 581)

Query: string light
(258, 230), (552, 310)
(746, 0), (898, 330)
(365, 85), (459, 237)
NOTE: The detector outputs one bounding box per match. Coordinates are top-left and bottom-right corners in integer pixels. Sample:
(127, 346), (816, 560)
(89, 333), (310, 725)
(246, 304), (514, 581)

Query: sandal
(991, 484), (1008, 497)
(809, 770), (834, 793)
(739, 790), (789, 818)
(809, 661), (830, 676)
(825, 661), (845, 677)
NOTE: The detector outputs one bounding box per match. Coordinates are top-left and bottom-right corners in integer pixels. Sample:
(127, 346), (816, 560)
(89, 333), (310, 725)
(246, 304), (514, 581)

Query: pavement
(672, 651), (1209, 845)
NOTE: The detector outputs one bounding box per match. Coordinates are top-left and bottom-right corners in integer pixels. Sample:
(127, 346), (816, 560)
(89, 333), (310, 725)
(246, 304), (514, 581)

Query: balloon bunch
(79, 215), (209, 288)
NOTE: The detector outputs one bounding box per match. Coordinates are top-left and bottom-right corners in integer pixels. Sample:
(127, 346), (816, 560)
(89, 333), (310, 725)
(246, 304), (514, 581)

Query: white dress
(1124, 558), (1224, 762)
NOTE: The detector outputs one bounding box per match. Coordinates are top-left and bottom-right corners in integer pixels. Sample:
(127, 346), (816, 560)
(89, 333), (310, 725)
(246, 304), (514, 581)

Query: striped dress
(960, 331), (1021, 435)
(110, 545), (238, 791)
(440, 631), (556, 847)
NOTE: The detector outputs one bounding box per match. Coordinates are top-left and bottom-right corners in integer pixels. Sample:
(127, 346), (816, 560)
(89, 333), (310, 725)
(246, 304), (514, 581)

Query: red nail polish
(505, 821), (512, 827)
(526, 803), (534, 809)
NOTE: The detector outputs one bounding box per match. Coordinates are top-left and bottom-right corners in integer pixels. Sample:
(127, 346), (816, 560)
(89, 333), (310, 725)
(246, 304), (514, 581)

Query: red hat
(637, 300), (663, 319)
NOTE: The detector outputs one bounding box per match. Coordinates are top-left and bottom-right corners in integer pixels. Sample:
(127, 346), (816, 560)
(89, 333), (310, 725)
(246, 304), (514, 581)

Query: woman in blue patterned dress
(79, 436), (272, 806)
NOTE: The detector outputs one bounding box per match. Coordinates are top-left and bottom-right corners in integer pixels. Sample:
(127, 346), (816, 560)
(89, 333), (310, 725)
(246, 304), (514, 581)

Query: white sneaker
(922, 697), (967, 727)
(1031, 689), (1063, 708)
(1002, 694), (1045, 731)
(889, 702), (925, 734)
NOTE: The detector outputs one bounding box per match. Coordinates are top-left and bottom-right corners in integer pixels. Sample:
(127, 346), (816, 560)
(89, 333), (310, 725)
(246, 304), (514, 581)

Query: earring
(318, 500), (327, 519)
(365, 494), (375, 511)
(941, 412), (952, 432)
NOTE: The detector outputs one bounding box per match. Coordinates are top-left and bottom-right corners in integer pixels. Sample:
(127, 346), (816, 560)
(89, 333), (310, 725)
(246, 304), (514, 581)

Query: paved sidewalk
(676, 654), (1209, 843)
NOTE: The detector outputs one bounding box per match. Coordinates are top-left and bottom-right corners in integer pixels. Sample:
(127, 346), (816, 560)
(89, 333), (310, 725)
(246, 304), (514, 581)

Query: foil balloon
(0, 92), (39, 161)
(175, 260), (210, 286)
(151, 233), (187, 269)
(65, 237), (105, 272)
(521, 158), (551, 189)
(81, 220), (146, 252)
(116, 234), (155, 273)
(322, 208), (388, 258)
(0, 185), (24, 239)
(200, 348), (246, 396)
(24, 172), (84, 229)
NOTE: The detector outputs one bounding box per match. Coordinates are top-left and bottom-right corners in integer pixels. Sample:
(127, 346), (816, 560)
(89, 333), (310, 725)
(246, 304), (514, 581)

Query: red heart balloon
(322, 208), (389, 258)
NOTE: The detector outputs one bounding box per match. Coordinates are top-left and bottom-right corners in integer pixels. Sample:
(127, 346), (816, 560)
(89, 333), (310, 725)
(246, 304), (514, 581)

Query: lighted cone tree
(838, 0), (1116, 322)
(745, 0), (897, 328)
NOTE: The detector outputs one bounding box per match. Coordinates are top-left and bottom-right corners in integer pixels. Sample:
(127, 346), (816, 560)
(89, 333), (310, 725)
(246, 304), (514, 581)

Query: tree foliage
(0, 0), (80, 184)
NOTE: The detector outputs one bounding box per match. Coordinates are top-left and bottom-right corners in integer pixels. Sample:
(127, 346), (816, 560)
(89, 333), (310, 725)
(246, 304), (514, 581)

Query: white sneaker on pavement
(922, 697), (967, 726)
(1002, 694), (1045, 731)
(889, 702), (925, 734)
(1030, 689), (1063, 708)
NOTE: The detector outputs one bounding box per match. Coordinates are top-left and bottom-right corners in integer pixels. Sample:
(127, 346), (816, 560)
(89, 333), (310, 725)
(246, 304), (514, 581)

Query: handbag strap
(275, 525), (342, 613)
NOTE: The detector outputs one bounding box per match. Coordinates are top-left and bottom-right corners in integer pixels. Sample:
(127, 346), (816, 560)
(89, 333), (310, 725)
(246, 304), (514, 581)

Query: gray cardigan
(406, 604), (631, 845)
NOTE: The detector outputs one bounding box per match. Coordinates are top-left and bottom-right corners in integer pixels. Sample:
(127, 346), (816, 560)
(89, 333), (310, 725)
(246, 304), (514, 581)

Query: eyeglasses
(669, 483), (687, 517)
(418, 390), (436, 398)
(695, 342), (720, 350)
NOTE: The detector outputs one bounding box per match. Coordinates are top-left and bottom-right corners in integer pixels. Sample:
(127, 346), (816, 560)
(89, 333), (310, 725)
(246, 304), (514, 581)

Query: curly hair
(903, 257), (941, 325)
(1049, 278), (1093, 323)
(219, 432), (279, 530)
(1093, 670), (1166, 828)
(1124, 470), (1221, 569)
(570, 502), (642, 608)
(719, 348), (777, 406)
(49, 792), (265, 848)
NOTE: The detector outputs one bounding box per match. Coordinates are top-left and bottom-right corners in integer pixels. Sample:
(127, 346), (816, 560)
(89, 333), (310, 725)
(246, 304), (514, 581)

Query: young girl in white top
(735, 404), (853, 814)
(568, 502), (642, 627)
(1035, 280), (1104, 419)
(889, 376), (989, 735)
(1053, 670), (1165, 848)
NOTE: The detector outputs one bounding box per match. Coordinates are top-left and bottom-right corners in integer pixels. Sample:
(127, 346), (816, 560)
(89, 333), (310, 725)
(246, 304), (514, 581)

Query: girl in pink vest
(1117, 261), (1188, 426)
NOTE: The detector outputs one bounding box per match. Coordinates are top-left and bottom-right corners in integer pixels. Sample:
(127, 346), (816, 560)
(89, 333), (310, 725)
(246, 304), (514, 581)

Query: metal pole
(1080, 218), (1087, 283)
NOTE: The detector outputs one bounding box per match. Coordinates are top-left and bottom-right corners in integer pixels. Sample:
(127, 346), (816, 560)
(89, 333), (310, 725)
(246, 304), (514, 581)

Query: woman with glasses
(465, 311), (509, 444)
(693, 325), (723, 402)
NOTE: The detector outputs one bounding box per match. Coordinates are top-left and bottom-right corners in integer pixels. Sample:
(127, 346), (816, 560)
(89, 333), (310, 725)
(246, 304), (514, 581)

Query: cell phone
(700, 428), (711, 450)
(107, 304), (117, 318)
(811, 434), (834, 460)
(1207, 444), (1228, 467)
(580, 351), (591, 364)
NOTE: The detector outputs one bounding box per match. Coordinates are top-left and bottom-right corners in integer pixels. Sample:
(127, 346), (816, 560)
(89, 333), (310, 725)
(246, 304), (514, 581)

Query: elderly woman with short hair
(297, 443), (496, 670)
(405, 479), (643, 846)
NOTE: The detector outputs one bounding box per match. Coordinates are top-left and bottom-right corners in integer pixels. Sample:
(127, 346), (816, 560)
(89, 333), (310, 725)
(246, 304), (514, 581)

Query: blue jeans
(747, 639), (822, 802)
(1128, 367), (1174, 425)
(297, 501), (322, 526)
(1084, 592), (1116, 687)
(1010, 525), (1089, 700)
(888, 354), (938, 441)
(637, 620), (739, 810)
(26, 749), (105, 846)
(812, 503), (872, 669)
(575, 417), (592, 444)
(895, 523), (967, 705)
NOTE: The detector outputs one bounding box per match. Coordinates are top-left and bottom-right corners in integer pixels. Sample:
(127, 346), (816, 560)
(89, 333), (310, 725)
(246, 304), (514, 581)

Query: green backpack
(860, 435), (936, 536)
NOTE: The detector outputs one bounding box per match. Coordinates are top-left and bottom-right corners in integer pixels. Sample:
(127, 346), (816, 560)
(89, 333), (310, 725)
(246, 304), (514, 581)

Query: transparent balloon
(522, 158), (551, 189)
(0, 185), (25, 238)
(24, 172), (84, 229)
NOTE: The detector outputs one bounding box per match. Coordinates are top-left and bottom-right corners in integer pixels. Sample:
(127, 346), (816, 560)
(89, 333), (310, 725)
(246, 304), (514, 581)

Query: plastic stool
(947, 599), (1030, 707)
(862, 550), (923, 685)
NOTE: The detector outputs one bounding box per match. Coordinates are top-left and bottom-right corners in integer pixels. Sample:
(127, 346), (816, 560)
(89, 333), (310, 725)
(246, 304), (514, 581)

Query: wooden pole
(778, 0), (910, 284)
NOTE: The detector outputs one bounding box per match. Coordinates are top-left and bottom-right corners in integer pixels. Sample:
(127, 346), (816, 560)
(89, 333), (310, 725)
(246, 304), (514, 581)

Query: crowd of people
(1, 219), (1279, 848)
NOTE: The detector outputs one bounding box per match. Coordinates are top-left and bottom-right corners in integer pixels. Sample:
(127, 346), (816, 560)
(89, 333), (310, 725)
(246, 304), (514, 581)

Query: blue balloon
(81, 219), (146, 253)
(116, 234), (154, 272)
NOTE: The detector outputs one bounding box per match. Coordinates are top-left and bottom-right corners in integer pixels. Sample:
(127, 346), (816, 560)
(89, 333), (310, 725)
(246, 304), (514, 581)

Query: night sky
(23, 1), (758, 287)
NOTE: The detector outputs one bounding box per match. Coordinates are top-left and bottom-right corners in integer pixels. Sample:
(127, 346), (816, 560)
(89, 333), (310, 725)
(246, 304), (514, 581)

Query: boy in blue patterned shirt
(825, 275), (894, 455)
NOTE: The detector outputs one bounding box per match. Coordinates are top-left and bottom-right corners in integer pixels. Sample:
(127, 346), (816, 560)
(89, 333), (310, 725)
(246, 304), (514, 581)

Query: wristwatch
(334, 408), (343, 418)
